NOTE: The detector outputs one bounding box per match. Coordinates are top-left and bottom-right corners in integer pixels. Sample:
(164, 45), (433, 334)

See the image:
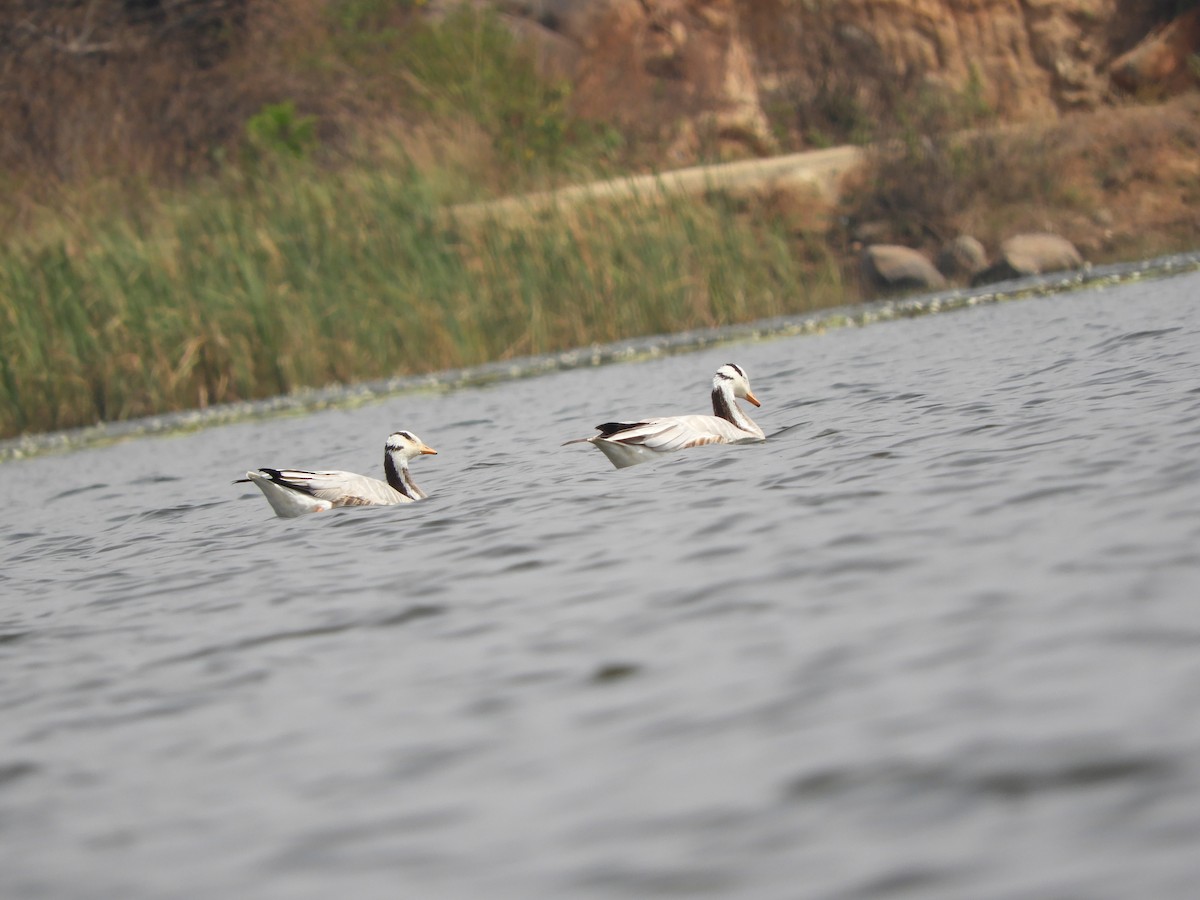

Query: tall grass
(0, 2), (844, 440)
(0, 162), (841, 438)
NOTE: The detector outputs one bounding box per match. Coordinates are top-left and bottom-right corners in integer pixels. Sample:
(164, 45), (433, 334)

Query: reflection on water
(3, 267), (1200, 898)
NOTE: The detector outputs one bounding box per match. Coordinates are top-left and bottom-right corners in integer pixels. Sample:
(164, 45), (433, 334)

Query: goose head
(385, 430), (438, 464)
(384, 430), (437, 499)
(713, 363), (761, 408)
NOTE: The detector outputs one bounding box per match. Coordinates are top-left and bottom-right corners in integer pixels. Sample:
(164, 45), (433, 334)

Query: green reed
(0, 163), (844, 438)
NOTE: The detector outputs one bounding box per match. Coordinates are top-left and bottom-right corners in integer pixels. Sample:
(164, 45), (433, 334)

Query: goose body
(566, 363), (765, 469)
(237, 431), (437, 518)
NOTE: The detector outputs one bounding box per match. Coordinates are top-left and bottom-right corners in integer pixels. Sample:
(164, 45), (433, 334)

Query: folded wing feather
(266, 469), (410, 506)
(602, 415), (760, 452)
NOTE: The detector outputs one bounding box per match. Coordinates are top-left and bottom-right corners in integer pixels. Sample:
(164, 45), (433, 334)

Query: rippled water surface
(4, 271), (1200, 899)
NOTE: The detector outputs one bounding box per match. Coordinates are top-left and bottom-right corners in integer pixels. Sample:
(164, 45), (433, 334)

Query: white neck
(711, 385), (764, 438)
(384, 452), (426, 500)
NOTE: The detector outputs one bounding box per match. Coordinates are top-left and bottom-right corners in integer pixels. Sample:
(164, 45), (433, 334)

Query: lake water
(3, 265), (1200, 899)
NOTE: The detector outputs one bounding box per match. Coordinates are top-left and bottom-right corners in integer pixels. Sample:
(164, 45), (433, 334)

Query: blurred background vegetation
(0, 0), (1196, 438)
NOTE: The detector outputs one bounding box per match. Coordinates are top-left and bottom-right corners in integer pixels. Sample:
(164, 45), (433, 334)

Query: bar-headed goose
(237, 430), (437, 517)
(565, 363), (765, 468)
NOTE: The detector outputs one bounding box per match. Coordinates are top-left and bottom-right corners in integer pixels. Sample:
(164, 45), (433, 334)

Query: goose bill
(745, 390), (761, 407)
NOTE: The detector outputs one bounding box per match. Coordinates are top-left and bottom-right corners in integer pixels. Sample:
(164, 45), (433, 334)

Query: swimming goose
(565, 363), (765, 468)
(236, 430), (437, 518)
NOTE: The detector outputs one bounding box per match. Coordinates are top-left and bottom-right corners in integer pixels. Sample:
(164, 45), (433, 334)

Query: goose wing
(257, 468), (410, 506)
(599, 414), (762, 452)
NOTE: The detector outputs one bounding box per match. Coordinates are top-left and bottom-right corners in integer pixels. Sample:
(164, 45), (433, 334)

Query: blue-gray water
(3, 269), (1200, 899)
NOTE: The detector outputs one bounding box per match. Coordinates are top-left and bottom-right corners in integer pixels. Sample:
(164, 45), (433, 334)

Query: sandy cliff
(497, 0), (1197, 156)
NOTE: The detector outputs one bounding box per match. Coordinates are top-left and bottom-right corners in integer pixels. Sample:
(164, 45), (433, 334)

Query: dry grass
(837, 94), (1200, 263)
(0, 1), (624, 239)
(0, 2), (1196, 439)
(0, 160), (843, 437)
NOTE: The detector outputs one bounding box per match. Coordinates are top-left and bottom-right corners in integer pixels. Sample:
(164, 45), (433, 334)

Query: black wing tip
(595, 421), (647, 437)
(234, 468), (272, 484)
(234, 468), (286, 484)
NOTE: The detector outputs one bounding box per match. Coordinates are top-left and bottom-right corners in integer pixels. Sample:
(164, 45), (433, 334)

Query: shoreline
(4, 250), (1198, 463)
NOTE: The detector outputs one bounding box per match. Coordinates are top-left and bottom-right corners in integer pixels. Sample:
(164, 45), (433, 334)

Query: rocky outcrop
(971, 233), (1084, 285)
(745, 0), (1176, 116)
(861, 245), (947, 293)
(936, 236), (989, 281)
(1110, 7), (1200, 97)
(536, 0), (777, 158)
(486, 0), (1183, 159)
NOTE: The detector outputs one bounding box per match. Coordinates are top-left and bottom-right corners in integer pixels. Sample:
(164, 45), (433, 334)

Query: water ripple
(148, 605), (445, 668)
(4, 263), (1200, 899)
